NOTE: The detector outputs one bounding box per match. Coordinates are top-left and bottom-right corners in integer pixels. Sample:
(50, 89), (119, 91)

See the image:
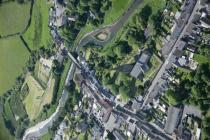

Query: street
(141, 0), (200, 108)
(22, 0), (145, 139)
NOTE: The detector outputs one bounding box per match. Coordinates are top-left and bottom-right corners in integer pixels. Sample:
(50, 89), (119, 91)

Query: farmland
(0, 1), (31, 36)
(23, 74), (45, 120)
(23, 73), (55, 120)
(23, 0), (52, 50)
(0, 37), (30, 95)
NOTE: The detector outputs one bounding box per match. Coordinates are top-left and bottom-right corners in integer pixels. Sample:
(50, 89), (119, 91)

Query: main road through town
(22, 0), (144, 139)
(141, 0), (200, 108)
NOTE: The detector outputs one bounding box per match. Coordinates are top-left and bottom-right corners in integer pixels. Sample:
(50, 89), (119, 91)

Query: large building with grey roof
(130, 52), (151, 79)
(164, 106), (181, 135)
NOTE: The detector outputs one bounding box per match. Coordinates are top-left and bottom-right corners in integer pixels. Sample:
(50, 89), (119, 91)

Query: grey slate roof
(130, 52), (150, 79)
(164, 106), (181, 134)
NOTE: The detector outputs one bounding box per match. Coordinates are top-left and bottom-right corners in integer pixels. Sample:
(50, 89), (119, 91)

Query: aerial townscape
(1, 0), (210, 140)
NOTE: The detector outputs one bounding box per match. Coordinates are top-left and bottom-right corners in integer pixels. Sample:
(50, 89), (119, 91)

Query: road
(76, 0), (144, 50)
(22, 54), (75, 140)
(115, 106), (173, 140)
(22, 0), (144, 139)
(141, 0), (200, 108)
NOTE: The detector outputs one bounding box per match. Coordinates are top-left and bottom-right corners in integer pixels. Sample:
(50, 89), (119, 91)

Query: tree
(126, 27), (146, 45)
(166, 89), (178, 105)
(114, 41), (132, 57)
(17, 0), (24, 4)
(102, 74), (112, 85)
(139, 5), (152, 28)
(119, 86), (130, 99)
(202, 127), (210, 138)
(107, 84), (119, 95)
(203, 117), (210, 127)
(151, 10), (166, 35)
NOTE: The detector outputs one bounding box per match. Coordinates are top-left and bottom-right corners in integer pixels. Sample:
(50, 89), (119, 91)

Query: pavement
(22, 90), (68, 140)
(141, 0), (200, 108)
(115, 106), (173, 140)
(22, 53), (75, 140)
(22, 0), (145, 139)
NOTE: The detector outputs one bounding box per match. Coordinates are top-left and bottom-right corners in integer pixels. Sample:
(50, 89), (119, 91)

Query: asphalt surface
(22, 90), (68, 140)
(115, 106), (173, 140)
(141, 0), (200, 108)
(22, 56), (75, 140)
(23, 0), (144, 139)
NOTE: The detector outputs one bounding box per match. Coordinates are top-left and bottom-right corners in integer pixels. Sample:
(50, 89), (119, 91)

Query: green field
(103, 0), (132, 25)
(40, 133), (53, 140)
(194, 54), (210, 65)
(0, 1), (31, 36)
(23, 71), (55, 120)
(23, 74), (44, 120)
(0, 37), (30, 95)
(0, 115), (14, 140)
(23, 0), (52, 50)
(144, 54), (162, 82)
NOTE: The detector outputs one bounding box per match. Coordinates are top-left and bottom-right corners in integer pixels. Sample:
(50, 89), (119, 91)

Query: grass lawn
(9, 94), (27, 120)
(193, 54), (210, 65)
(4, 99), (17, 128)
(0, 1), (31, 36)
(40, 76), (55, 108)
(144, 54), (162, 82)
(176, 67), (191, 81)
(103, 0), (132, 25)
(0, 115), (14, 140)
(57, 60), (71, 100)
(40, 132), (53, 140)
(23, 73), (45, 120)
(23, 73), (55, 120)
(78, 132), (92, 140)
(0, 37), (30, 95)
(23, 0), (52, 50)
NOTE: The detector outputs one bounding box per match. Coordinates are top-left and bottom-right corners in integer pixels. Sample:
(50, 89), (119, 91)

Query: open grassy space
(176, 67), (192, 81)
(40, 76), (55, 108)
(40, 133), (53, 140)
(4, 99), (18, 128)
(78, 132), (92, 140)
(0, 37), (30, 95)
(23, 73), (55, 120)
(23, 0), (52, 50)
(103, 0), (132, 25)
(0, 115), (14, 140)
(8, 94), (28, 127)
(23, 74), (45, 120)
(0, 1), (31, 36)
(144, 54), (162, 82)
(145, 0), (166, 17)
(193, 54), (210, 66)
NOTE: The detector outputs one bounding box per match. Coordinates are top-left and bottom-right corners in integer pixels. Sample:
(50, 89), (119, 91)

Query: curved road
(77, 0), (144, 50)
(22, 0), (144, 139)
